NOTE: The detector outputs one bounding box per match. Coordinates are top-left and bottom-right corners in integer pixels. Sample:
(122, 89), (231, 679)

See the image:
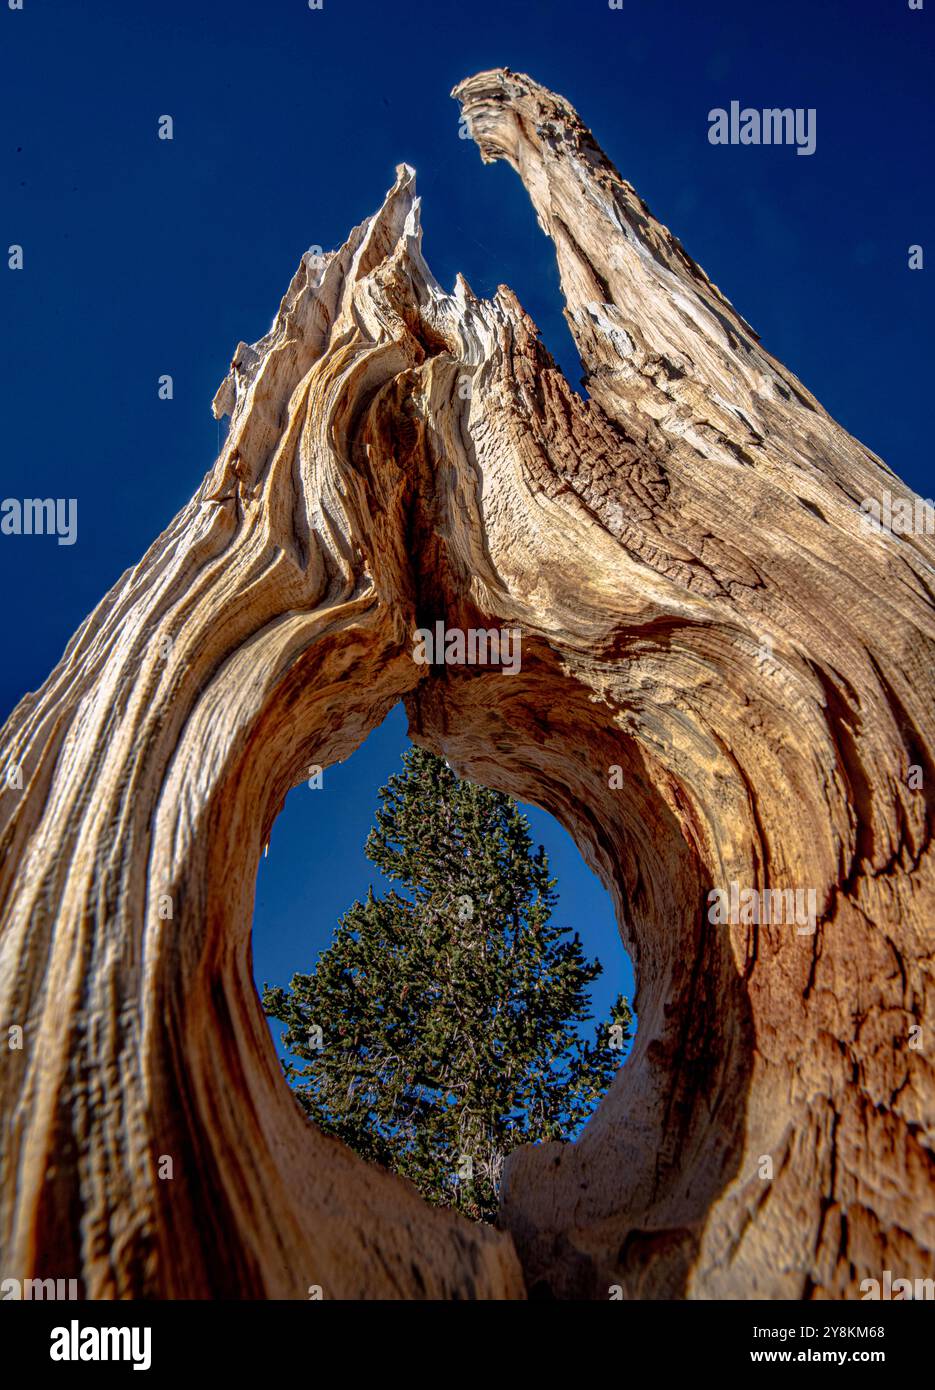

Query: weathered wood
(1, 68), (932, 1299)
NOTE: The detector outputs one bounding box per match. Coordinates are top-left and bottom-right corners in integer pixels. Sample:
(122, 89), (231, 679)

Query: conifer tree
(263, 746), (632, 1222)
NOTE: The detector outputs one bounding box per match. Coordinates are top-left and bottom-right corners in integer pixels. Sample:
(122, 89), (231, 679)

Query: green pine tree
(262, 746), (632, 1223)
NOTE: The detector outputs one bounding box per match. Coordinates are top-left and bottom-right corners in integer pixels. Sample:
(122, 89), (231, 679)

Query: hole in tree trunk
(252, 701), (637, 1229)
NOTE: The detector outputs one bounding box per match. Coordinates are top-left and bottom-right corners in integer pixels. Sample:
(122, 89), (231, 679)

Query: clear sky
(1, 0), (931, 1061)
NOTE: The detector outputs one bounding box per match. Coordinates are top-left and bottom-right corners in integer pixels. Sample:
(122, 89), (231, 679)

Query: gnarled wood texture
(1, 69), (932, 1299)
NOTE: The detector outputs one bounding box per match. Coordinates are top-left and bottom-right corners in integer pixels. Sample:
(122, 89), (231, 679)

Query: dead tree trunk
(1, 69), (932, 1299)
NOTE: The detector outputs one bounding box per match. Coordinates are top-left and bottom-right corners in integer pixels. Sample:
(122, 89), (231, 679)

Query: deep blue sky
(1, 0), (931, 1061)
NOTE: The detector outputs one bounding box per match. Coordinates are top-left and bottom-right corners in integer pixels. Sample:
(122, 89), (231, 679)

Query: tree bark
(1, 68), (932, 1299)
